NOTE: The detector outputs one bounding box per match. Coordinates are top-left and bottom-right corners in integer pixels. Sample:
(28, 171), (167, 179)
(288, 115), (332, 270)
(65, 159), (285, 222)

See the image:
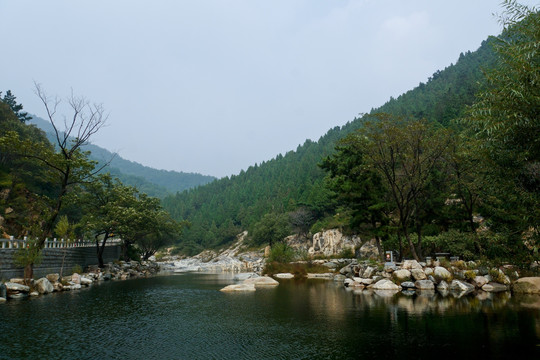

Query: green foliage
(422, 230), (477, 261)
(251, 213), (291, 246)
(463, 1), (540, 256)
(267, 242), (296, 263)
(0, 90), (32, 123)
(338, 247), (355, 259)
(13, 239), (43, 269)
(464, 270), (477, 281)
(71, 264), (83, 275)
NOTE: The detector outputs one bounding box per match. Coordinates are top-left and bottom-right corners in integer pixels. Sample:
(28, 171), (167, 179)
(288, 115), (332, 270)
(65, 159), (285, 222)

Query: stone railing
(0, 236), (122, 249)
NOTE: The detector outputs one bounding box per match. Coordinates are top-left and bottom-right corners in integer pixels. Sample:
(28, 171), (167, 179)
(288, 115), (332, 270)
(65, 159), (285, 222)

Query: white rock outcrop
(308, 229), (362, 257)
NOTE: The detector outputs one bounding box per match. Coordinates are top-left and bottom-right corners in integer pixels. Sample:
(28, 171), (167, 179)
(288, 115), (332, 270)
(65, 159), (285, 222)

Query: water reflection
(1, 274), (539, 360)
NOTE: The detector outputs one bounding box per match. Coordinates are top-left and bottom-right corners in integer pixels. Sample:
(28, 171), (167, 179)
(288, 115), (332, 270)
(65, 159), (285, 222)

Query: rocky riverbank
(160, 231), (266, 274)
(0, 261), (160, 302)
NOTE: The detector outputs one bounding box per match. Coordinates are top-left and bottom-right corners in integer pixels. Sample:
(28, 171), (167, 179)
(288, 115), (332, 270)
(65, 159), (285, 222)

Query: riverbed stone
(437, 280), (449, 291)
(512, 277), (540, 294)
(373, 279), (400, 290)
(424, 268), (433, 276)
(307, 273), (334, 279)
(473, 276), (488, 288)
(434, 267), (452, 283)
(393, 269), (411, 283)
(6, 282), (30, 293)
(35, 278), (54, 294)
(243, 276), (279, 286)
(362, 266), (376, 278)
(53, 282), (63, 292)
(71, 273), (81, 285)
(220, 283), (256, 292)
(274, 273), (294, 279)
(415, 280), (435, 290)
(449, 280), (475, 294)
(9, 278), (27, 285)
(80, 276), (93, 286)
(402, 260), (422, 270)
(482, 282), (507, 292)
(333, 274), (346, 282)
(401, 281), (416, 289)
(411, 269), (427, 281)
(46, 274), (60, 283)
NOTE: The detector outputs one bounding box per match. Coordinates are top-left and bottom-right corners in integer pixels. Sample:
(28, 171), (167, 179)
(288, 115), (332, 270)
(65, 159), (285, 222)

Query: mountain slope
(29, 116), (215, 197)
(162, 36), (498, 254)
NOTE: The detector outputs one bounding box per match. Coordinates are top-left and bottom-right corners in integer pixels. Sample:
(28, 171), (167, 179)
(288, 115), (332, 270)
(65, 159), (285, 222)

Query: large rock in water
(308, 229), (362, 257)
(415, 280), (435, 290)
(513, 277), (540, 294)
(393, 269), (411, 283)
(482, 282), (507, 292)
(243, 276), (279, 286)
(433, 267), (452, 283)
(5, 282), (30, 293)
(220, 283), (256, 292)
(372, 279), (400, 290)
(449, 280), (475, 294)
(35, 278), (54, 294)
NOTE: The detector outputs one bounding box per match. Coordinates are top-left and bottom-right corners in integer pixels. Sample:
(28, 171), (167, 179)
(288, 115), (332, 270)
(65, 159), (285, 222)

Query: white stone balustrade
(0, 237), (122, 249)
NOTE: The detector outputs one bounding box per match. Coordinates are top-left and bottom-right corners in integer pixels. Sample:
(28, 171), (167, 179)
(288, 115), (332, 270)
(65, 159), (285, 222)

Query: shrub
(338, 247), (355, 259)
(464, 270), (476, 281)
(267, 242), (295, 263)
(71, 264), (83, 275)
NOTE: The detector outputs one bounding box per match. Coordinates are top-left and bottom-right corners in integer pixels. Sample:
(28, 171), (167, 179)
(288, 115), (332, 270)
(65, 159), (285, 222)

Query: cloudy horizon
(2, 1), (537, 178)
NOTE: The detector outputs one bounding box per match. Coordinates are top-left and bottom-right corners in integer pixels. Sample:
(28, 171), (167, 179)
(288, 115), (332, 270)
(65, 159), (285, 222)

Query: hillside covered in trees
(163, 3), (538, 264)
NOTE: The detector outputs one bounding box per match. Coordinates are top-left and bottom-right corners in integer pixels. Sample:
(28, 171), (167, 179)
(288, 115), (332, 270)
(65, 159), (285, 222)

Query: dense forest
(163, 3), (539, 264)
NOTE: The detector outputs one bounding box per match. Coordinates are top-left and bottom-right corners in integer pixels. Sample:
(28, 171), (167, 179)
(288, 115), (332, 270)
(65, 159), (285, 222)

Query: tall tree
(0, 85), (107, 253)
(361, 114), (451, 261)
(465, 1), (539, 255)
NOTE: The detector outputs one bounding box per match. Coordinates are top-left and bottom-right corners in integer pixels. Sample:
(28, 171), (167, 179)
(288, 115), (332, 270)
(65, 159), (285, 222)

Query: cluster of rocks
(161, 232), (266, 274)
(0, 261), (160, 302)
(220, 273), (279, 292)
(340, 259), (540, 296)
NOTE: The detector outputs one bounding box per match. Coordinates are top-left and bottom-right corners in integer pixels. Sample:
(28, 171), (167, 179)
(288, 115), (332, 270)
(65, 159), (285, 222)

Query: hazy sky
(1, 1), (536, 178)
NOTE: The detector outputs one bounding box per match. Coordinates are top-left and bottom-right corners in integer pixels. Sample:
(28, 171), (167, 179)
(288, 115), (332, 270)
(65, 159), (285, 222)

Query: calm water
(1, 273), (539, 359)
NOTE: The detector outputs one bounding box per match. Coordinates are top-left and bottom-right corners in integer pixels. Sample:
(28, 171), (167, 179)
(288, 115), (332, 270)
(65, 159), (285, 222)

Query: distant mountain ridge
(29, 116), (215, 197)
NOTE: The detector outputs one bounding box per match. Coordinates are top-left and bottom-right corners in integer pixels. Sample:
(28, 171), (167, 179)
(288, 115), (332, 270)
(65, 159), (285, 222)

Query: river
(1, 273), (539, 359)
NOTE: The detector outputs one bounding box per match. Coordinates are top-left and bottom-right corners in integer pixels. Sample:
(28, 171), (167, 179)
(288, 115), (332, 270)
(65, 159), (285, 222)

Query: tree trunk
(404, 227), (420, 261)
(24, 264), (33, 285)
(415, 223), (423, 260)
(375, 235), (384, 262)
(397, 231), (403, 262)
(96, 233), (110, 268)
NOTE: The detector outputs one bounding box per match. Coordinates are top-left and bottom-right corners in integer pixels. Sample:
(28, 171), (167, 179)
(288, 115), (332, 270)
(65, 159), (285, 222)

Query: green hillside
(162, 35), (498, 255)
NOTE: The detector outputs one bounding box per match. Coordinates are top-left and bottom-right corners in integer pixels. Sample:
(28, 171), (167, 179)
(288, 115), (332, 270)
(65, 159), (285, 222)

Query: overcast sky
(1, 1), (537, 178)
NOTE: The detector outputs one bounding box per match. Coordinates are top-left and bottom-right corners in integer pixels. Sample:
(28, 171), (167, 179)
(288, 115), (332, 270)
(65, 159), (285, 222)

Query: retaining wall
(0, 245), (121, 280)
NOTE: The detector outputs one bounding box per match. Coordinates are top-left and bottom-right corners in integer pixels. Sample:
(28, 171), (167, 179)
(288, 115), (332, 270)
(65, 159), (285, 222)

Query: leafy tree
(251, 213), (291, 246)
(464, 1), (539, 257)
(320, 132), (390, 260)
(361, 115), (451, 261)
(0, 84), (107, 254)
